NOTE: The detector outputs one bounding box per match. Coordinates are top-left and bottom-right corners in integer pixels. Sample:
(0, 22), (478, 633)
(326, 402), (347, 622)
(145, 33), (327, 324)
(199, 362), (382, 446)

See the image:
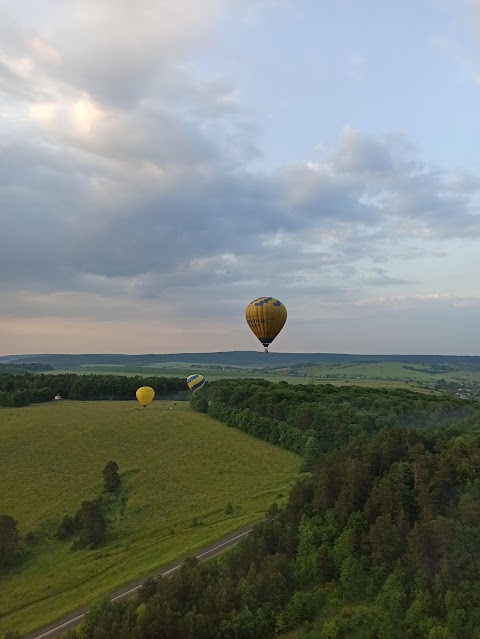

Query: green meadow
(48, 365), (423, 390)
(0, 401), (302, 635)
(303, 361), (437, 381)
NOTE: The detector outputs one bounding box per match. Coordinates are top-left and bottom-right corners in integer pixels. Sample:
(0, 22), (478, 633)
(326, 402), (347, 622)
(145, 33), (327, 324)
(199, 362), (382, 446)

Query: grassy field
(0, 401), (302, 635)
(303, 361), (437, 382)
(47, 366), (425, 391)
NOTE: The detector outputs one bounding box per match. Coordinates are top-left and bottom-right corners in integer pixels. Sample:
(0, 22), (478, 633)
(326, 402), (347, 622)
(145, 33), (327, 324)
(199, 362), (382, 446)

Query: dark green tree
(103, 461), (121, 493)
(189, 392), (209, 413)
(138, 576), (159, 603)
(80, 598), (127, 638)
(78, 500), (106, 548)
(56, 514), (79, 540)
(0, 515), (20, 569)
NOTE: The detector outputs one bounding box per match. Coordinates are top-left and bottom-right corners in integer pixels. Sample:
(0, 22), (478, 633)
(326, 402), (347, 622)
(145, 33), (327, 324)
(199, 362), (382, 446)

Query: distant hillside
(3, 351), (480, 369)
(0, 362), (54, 374)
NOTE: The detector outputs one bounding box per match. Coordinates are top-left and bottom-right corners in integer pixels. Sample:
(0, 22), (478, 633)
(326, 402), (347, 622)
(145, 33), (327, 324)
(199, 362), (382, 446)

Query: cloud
(0, 0), (227, 106)
(360, 275), (417, 287)
(332, 126), (399, 174)
(1, 118), (480, 301)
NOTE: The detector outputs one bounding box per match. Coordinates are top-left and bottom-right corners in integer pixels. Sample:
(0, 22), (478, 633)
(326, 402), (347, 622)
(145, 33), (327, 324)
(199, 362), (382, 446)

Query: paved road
(22, 525), (253, 639)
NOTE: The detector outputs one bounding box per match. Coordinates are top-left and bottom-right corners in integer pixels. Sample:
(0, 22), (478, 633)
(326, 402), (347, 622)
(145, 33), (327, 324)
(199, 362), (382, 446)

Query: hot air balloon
(187, 374), (206, 394)
(136, 386), (155, 408)
(245, 296), (287, 353)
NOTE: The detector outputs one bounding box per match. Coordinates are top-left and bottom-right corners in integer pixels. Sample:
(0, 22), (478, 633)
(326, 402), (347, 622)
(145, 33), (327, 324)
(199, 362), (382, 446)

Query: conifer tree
(103, 461), (120, 493)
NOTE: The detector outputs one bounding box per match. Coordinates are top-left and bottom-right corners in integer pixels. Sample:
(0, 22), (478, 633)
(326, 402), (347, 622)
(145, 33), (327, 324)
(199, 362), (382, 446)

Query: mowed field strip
(0, 401), (302, 635)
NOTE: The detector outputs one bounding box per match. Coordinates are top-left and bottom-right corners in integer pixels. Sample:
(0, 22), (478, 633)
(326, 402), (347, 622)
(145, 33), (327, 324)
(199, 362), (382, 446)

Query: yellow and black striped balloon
(245, 297), (287, 352)
(136, 386), (155, 407)
(187, 374), (206, 394)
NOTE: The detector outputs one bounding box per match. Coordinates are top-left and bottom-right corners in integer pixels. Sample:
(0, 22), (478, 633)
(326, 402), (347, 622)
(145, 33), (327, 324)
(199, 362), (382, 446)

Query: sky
(1, 0), (480, 355)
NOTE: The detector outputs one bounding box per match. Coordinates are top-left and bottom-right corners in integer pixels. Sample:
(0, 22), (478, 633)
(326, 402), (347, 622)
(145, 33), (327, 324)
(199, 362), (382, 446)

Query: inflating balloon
(187, 374), (206, 394)
(136, 386), (155, 408)
(245, 296), (287, 353)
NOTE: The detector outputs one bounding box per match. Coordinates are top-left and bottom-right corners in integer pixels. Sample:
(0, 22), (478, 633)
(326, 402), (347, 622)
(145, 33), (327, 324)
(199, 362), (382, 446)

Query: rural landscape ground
(4, 350), (480, 396)
(2, 351), (480, 637)
(49, 359), (480, 398)
(0, 400), (302, 636)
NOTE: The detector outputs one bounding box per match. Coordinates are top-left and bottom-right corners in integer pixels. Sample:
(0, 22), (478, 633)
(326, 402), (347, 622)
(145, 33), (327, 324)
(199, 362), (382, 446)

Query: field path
(22, 524), (253, 639)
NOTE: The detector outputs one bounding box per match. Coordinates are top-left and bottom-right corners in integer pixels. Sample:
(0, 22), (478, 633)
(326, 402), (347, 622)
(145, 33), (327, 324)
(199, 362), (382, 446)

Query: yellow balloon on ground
(245, 296), (287, 352)
(187, 374), (206, 394)
(136, 386), (155, 407)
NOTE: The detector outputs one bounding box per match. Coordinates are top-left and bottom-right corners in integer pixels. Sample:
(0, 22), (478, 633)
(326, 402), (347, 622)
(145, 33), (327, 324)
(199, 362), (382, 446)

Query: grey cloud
(2, 119), (480, 307)
(0, 9), (30, 57)
(69, 170), (289, 276)
(447, 172), (480, 193)
(281, 163), (381, 226)
(0, 133), (284, 288)
(0, 60), (40, 101)
(360, 275), (417, 286)
(384, 171), (480, 237)
(332, 126), (394, 174)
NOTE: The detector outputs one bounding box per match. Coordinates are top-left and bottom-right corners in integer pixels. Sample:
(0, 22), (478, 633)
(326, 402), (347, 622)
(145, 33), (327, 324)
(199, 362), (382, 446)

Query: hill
(3, 351), (480, 369)
(0, 362), (53, 373)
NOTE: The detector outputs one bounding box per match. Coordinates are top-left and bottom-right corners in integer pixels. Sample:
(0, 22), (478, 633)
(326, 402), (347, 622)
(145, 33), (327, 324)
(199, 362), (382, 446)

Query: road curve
(22, 524), (253, 639)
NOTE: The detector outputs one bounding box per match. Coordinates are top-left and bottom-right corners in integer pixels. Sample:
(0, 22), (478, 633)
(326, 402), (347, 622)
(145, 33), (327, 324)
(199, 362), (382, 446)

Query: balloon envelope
(245, 297), (287, 351)
(136, 386), (155, 407)
(187, 374), (206, 394)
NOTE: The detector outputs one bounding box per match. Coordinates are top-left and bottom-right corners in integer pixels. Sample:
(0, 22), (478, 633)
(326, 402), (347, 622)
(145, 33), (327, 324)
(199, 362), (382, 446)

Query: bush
(56, 514), (78, 540)
(320, 620), (340, 639)
(24, 531), (38, 545)
(275, 591), (319, 632)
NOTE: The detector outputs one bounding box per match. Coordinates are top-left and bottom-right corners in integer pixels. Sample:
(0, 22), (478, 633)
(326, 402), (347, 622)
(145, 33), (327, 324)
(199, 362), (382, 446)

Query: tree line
(0, 372), (188, 406)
